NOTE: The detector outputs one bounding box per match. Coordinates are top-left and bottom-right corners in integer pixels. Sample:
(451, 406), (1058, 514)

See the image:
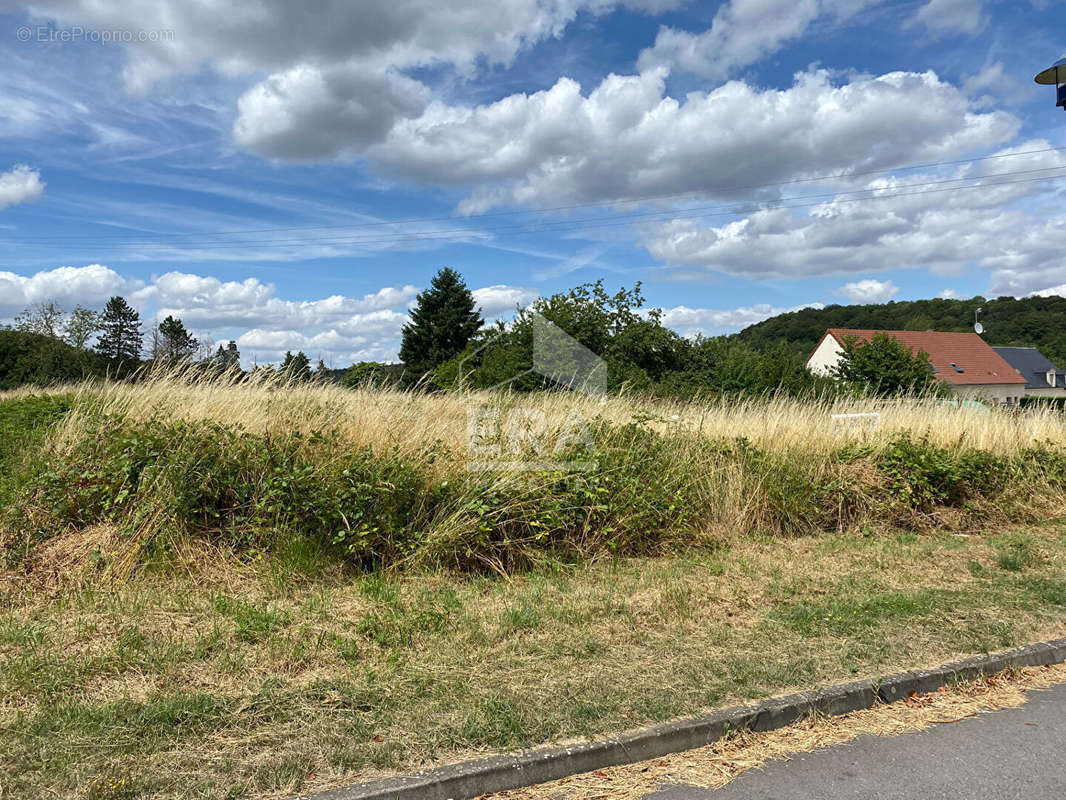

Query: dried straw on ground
(488, 663), (1066, 800)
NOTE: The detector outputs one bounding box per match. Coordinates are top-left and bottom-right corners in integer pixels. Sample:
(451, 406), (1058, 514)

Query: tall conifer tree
(96, 296), (143, 365)
(399, 268), (482, 379)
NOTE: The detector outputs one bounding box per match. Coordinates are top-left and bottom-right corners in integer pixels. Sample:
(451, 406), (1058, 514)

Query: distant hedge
(0, 330), (105, 390)
(1020, 396), (1066, 411)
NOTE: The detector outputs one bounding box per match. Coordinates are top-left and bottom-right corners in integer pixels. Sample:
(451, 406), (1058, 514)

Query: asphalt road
(648, 682), (1066, 800)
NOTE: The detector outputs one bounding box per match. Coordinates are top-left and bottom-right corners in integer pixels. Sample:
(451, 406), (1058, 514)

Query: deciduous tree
(64, 306), (101, 350)
(13, 302), (64, 339)
(832, 333), (941, 396)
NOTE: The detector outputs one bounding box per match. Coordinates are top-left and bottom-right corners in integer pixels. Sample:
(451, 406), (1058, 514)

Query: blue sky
(1, 0), (1065, 366)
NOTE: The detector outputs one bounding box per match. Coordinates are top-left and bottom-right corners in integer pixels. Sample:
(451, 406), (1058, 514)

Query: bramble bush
(6, 396), (1066, 573)
(26, 416), (439, 567)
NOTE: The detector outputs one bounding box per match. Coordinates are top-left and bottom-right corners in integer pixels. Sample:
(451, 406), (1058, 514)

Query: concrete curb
(296, 637), (1066, 800)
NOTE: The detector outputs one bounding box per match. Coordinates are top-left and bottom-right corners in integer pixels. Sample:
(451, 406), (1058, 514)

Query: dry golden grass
(489, 662), (1066, 800)
(15, 370), (1066, 461)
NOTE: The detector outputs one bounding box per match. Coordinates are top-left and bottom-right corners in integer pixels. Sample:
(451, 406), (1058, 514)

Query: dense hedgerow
(11, 413), (716, 569)
(5, 393), (1066, 572)
(0, 395), (72, 508)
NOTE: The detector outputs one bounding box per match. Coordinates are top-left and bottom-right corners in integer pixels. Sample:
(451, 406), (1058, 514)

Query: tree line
(352, 267), (937, 398)
(738, 294), (1066, 368)
(2, 270), (951, 398)
(0, 297), (249, 389)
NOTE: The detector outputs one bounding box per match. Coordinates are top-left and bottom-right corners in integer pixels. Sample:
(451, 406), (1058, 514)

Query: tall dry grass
(7, 370), (1066, 572)
(33, 368), (1066, 460)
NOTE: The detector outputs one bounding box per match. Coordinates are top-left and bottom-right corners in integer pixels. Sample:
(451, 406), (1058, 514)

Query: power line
(8, 165), (1065, 251)
(9, 145), (1066, 244)
(165, 169), (1066, 250)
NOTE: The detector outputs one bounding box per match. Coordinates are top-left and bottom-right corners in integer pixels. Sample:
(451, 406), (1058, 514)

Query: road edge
(296, 637), (1066, 800)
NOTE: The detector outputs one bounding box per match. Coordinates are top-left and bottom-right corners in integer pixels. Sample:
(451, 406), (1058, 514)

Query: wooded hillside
(737, 295), (1066, 366)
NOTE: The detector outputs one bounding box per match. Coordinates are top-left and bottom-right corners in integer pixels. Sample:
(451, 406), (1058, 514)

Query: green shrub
(0, 330), (104, 390)
(875, 435), (1011, 511)
(0, 395), (72, 509)
(18, 413), (732, 571)
(30, 417), (440, 567)
(1016, 446), (1066, 486)
(11, 405), (1066, 574)
(428, 421), (707, 569)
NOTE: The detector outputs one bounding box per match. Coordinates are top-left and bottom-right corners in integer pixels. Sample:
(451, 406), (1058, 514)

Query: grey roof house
(991, 347), (1066, 398)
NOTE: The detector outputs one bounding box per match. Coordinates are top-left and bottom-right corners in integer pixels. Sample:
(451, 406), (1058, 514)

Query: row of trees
(8, 296), (208, 366)
(373, 267), (935, 398)
(2, 293), (345, 389)
(2, 268), (946, 397)
(0, 297), (250, 388)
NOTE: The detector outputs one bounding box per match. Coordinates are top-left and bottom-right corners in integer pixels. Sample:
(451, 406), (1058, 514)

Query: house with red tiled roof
(806, 329), (1028, 404)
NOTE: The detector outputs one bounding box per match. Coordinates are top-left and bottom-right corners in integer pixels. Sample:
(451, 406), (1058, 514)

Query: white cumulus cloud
(351, 67), (1016, 214)
(642, 140), (1066, 283)
(19, 0), (680, 93)
(835, 279), (900, 303)
(142, 271), (420, 331)
(233, 66), (431, 159)
(637, 0), (881, 80)
(472, 285), (540, 318)
(0, 165), (45, 210)
(0, 264), (141, 317)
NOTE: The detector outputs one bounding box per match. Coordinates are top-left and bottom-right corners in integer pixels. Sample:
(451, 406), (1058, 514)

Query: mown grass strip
(4, 524), (1066, 799)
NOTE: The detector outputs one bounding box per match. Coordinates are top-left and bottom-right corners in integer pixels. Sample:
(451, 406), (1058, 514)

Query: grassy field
(3, 377), (1066, 798)
(5, 525), (1066, 799)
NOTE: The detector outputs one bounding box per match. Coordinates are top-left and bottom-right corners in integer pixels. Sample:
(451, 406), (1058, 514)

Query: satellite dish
(1035, 56), (1066, 109)
(1034, 56), (1066, 85)
(974, 322), (984, 335)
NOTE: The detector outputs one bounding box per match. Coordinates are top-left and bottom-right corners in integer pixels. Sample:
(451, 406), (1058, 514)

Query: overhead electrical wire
(5, 158), (1066, 254)
(8, 145), (1066, 244)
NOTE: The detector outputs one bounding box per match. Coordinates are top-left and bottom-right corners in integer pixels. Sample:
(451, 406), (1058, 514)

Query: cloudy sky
(1, 0), (1064, 365)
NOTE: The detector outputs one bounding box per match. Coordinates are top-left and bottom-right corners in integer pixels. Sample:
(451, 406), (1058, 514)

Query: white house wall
(806, 335), (844, 376)
(952, 385), (1022, 404)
